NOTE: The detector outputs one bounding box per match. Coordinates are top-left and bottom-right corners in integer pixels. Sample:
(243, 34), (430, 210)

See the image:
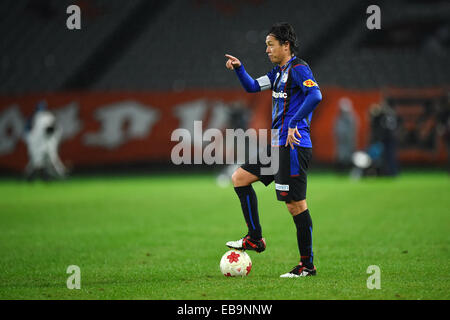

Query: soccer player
(224, 22), (322, 277)
(24, 101), (66, 181)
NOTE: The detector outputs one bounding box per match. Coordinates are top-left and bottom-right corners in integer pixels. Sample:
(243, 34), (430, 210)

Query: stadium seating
(314, 0), (450, 88)
(0, 0), (143, 94)
(0, 0), (448, 94)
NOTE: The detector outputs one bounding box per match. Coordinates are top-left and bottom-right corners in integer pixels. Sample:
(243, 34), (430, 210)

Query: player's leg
(287, 200), (312, 264)
(276, 146), (316, 277)
(281, 199), (316, 277)
(231, 167), (262, 239)
(27, 143), (47, 181)
(231, 167), (259, 187)
(226, 165), (272, 253)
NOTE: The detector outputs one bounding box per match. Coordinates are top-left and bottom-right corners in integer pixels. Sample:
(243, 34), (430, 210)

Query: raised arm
(225, 54), (261, 93)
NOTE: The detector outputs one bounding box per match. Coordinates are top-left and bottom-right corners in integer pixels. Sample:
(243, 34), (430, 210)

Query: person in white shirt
(24, 101), (66, 180)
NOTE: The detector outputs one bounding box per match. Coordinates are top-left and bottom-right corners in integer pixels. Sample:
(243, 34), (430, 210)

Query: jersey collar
(280, 56), (296, 71)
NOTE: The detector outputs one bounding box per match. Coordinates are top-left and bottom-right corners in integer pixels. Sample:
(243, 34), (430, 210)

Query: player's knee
(231, 168), (252, 187)
(231, 170), (244, 187)
(286, 200), (307, 216)
(286, 203), (298, 216)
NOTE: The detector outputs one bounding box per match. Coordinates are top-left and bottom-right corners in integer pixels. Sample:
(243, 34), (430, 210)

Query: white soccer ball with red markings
(220, 249), (252, 277)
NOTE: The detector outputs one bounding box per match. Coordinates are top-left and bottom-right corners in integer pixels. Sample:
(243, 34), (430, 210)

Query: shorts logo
(275, 183), (289, 191)
(303, 79), (318, 87)
(280, 191), (289, 197)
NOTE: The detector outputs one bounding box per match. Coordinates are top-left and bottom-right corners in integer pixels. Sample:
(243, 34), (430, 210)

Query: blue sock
(293, 209), (314, 268)
(234, 185), (262, 239)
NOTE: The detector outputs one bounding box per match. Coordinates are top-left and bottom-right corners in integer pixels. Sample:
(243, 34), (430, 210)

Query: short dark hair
(267, 22), (299, 55)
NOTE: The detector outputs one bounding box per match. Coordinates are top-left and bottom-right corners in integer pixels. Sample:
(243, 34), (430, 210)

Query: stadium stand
(315, 0), (450, 88)
(0, 0), (144, 94)
(93, 0), (362, 91)
(0, 0), (448, 94)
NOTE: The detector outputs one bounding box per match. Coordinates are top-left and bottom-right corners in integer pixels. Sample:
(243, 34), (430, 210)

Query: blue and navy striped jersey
(255, 56), (320, 147)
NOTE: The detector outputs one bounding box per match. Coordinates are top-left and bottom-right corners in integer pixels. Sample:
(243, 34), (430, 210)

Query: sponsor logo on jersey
(303, 79), (318, 87)
(272, 91), (287, 99)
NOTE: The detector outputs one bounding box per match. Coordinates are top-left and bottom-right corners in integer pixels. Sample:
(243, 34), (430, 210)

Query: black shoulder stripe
(293, 57), (308, 67)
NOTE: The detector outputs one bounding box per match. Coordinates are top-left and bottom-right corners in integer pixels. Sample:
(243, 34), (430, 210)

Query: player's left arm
(285, 65), (322, 149)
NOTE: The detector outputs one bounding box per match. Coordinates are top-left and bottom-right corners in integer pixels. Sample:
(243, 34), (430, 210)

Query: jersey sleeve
(291, 64), (320, 94)
(255, 67), (278, 91)
(288, 64), (322, 129)
(234, 65), (261, 92)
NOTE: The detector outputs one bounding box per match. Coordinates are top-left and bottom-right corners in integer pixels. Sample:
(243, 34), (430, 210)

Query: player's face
(265, 34), (290, 65)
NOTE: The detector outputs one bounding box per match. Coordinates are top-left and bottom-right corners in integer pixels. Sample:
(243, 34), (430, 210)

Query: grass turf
(0, 171), (449, 300)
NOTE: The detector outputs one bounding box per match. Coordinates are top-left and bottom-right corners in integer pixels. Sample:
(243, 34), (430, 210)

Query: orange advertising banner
(0, 88), (447, 172)
(0, 90), (270, 172)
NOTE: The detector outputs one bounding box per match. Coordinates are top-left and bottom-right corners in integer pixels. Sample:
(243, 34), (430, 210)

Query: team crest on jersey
(281, 72), (288, 82)
(303, 79), (318, 87)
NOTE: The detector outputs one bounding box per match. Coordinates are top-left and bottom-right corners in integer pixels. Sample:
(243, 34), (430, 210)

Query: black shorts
(241, 146), (313, 202)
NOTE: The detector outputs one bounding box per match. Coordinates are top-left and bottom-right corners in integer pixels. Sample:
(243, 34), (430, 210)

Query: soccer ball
(220, 249), (252, 277)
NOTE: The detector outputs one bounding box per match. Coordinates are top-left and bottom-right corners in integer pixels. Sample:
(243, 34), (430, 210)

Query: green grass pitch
(0, 171), (449, 300)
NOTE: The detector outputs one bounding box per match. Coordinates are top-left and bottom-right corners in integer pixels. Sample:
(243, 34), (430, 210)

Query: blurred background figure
(334, 97), (358, 172)
(23, 101), (66, 181)
(369, 104), (387, 176)
(378, 100), (399, 176)
(435, 93), (450, 171)
(216, 101), (251, 187)
(360, 102), (399, 177)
